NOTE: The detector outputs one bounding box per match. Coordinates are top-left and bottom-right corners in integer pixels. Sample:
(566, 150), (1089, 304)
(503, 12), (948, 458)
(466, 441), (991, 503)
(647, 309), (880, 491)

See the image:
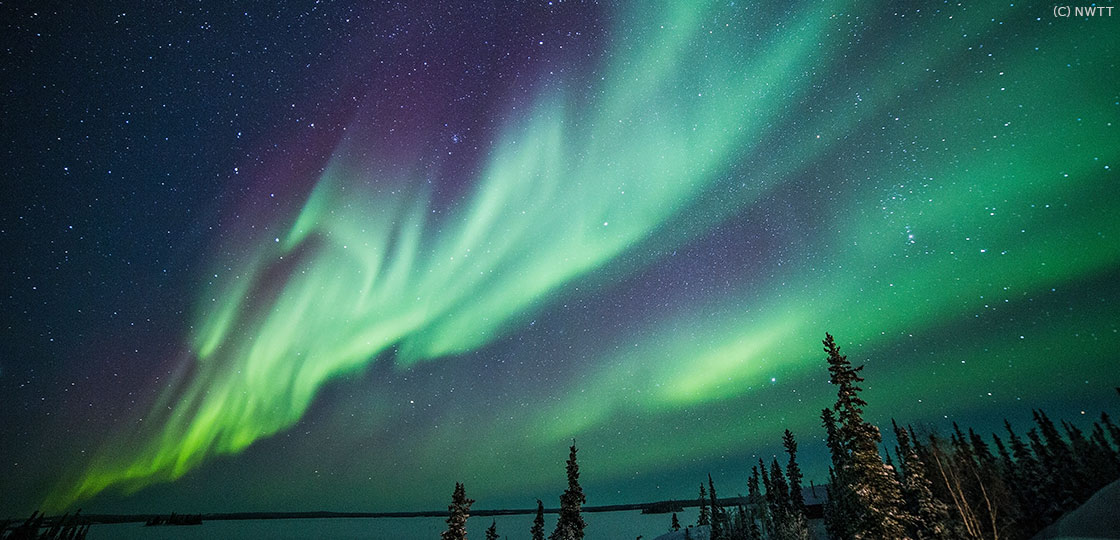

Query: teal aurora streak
(49, 0), (1119, 511)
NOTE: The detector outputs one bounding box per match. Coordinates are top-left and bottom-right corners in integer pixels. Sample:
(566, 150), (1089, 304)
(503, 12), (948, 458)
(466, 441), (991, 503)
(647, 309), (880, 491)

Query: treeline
(817, 333), (1120, 540)
(672, 333), (1118, 540)
(670, 432), (815, 540)
(441, 443), (587, 540)
(0, 510), (89, 540)
(439, 333), (1117, 540)
(671, 431), (813, 540)
(144, 512), (203, 526)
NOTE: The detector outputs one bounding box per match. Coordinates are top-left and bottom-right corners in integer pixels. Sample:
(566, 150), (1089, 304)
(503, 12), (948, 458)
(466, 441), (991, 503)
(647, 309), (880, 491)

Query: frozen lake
(85, 507), (703, 540)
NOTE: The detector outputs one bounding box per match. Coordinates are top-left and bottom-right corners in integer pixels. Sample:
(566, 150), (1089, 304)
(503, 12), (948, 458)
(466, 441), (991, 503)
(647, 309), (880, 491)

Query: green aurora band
(49, 0), (1118, 510)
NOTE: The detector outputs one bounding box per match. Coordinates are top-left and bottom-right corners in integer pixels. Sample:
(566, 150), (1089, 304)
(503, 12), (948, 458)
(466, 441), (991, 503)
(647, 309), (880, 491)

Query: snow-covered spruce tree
(550, 443), (586, 540)
(708, 474), (724, 540)
(442, 482), (475, 540)
(698, 483), (710, 527)
(485, 520), (499, 540)
(822, 333), (911, 539)
(893, 421), (951, 540)
(531, 499), (546, 540)
(783, 430), (806, 514)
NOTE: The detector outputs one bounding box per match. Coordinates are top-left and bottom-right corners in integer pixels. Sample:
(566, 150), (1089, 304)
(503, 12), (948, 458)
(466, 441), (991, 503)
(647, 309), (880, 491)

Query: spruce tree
(759, 459), (774, 505)
(1088, 423), (1120, 480)
(1081, 420), (1120, 492)
(768, 458), (790, 519)
(1091, 421), (1119, 460)
(783, 430), (806, 513)
(708, 474), (723, 540)
(1026, 426), (1067, 521)
(968, 428), (998, 473)
(1032, 411), (1080, 513)
(822, 408), (845, 471)
(747, 465), (768, 539)
(968, 427), (1014, 538)
(442, 482), (474, 540)
(822, 333), (910, 538)
(992, 433), (1017, 492)
(893, 421), (950, 540)
(486, 520), (499, 540)
(732, 505), (749, 540)
(1101, 412), (1120, 449)
(1064, 421), (1096, 491)
(531, 499), (546, 540)
(1006, 420), (1045, 526)
(550, 443), (587, 540)
(770, 457), (808, 540)
(884, 451), (902, 485)
(992, 432), (1032, 539)
(747, 512), (762, 540)
(822, 406), (856, 540)
(671, 512), (681, 531)
(698, 483), (710, 527)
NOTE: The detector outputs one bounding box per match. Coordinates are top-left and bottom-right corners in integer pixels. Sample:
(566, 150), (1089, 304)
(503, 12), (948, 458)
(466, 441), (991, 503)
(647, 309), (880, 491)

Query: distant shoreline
(12, 496), (763, 526)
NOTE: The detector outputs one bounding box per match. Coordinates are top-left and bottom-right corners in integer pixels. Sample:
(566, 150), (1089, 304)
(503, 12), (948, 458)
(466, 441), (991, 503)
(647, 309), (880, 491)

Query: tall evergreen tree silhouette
(1065, 421), (1097, 491)
(966, 426), (1013, 538)
(531, 499), (546, 540)
(698, 483), (710, 527)
(550, 443), (586, 540)
(1033, 410), (1080, 513)
(747, 465), (769, 539)
(530, 499), (546, 540)
(1006, 420), (1045, 530)
(485, 520), (499, 540)
(893, 421), (950, 539)
(671, 512), (681, 531)
(772, 457), (810, 539)
(822, 333), (910, 538)
(822, 407), (856, 540)
(783, 430), (806, 513)
(708, 474), (724, 540)
(1101, 412), (1120, 449)
(768, 458), (790, 520)
(442, 482), (474, 540)
(993, 431), (1031, 538)
(1087, 423), (1120, 480)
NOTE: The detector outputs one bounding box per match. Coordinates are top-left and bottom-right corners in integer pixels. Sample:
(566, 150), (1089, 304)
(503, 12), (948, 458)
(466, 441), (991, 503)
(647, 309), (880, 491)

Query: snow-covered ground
(652, 523), (710, 540)
(1031, 479), (1120, 539)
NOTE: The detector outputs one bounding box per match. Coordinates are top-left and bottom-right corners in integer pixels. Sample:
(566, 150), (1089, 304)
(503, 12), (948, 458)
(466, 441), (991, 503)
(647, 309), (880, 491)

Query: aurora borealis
(1, 0), (1118, 520)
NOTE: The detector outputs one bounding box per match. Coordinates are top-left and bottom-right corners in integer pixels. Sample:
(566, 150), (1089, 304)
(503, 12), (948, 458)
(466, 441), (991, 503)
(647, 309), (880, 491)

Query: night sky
(1, 0), (1118, 518)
